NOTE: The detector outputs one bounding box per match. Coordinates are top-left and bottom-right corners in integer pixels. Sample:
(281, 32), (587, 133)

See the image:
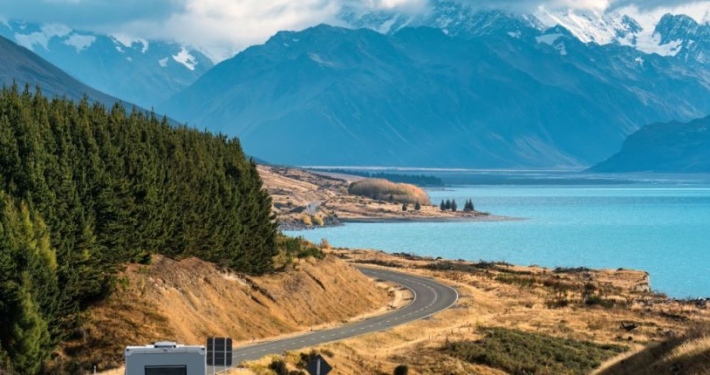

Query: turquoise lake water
(285, 185), (710, 298)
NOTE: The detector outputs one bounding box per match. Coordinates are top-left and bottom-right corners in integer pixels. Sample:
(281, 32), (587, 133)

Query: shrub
(312, 215), (325, 226)
(269, 359), (289, 375)
(348, 179), (431, 205)
(444, 327), (627, 375)
(394, 364), (409, 375)
(297, 246), (325, 260)
(301, 214), (313, 226)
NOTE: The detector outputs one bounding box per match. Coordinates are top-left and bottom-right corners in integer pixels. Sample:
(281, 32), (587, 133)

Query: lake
(285, 184), (710, 298)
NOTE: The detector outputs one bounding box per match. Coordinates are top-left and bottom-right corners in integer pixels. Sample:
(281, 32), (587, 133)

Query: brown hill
(50, 254), (389, 372)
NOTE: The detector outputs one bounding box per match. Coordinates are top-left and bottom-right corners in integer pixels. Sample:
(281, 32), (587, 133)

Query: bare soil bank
(53, 255), (390, 372)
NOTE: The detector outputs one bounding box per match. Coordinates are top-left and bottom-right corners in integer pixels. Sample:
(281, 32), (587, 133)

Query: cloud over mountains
(0, 0), (708, 60)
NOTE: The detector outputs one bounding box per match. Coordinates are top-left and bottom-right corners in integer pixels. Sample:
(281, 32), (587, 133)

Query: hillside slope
(163, 24), (710, 168)
(591, 115), (710, 173)
(53, 255), (390, 372)
(0, 34), (120, 105)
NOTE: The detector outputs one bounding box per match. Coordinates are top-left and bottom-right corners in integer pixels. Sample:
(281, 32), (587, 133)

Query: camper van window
(144, 366), (187, 375)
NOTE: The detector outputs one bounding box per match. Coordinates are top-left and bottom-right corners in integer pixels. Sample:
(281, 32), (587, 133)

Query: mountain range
(591, 115), (710, 173)
(0, 20), (213, 108)
(0, 34), (120, 106)
(3, 2), (710, 169)
(162, 5), (710, 168)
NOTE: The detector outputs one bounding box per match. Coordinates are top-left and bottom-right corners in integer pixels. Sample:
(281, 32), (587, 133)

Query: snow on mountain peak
(112, 34), (149, 53)
(172, 47), (197, 71)
(64, 34), (96, 53)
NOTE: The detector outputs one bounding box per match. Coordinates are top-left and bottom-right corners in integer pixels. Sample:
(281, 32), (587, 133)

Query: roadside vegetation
(348, 179), (431, 205)
(444, 327), (627, 375)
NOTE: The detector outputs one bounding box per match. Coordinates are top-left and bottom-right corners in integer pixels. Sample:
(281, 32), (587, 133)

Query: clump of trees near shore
(440, 199), (475, 212)
(0, 85), (277, 374)
(348, 178), (431, 205)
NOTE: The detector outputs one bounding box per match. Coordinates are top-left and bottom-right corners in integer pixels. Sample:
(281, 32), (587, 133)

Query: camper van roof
(124, 343), (205, 355)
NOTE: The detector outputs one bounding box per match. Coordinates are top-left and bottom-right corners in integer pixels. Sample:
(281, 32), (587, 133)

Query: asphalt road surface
(214, 266), (459, 370)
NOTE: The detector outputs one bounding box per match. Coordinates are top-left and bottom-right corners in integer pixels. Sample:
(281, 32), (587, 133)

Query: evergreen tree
(402, 203), (408, 211)
(445, 200), (452, 210)
(463, 199), (474, 212)
(0, 194), (56, 374)
(439, 200), (445, 211)
(451, 200), (458, 212)
(0, 86), (279, 371)
(415, 201), (421, 211)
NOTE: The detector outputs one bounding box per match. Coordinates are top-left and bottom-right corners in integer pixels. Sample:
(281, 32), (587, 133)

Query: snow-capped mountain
(0, 20), (214, 108)
(340, 0), (544, 39)
(340, 1), (710, 66)
(654, 14), (710, 65)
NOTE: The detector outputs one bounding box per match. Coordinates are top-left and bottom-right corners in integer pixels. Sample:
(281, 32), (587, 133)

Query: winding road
(219, 266), (459, 369)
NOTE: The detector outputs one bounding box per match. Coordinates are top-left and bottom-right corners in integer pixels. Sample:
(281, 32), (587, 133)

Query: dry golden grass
(244, 250), (710, 375)
(596, 324), (710, 375)
(348, 178), (431, 205)
(61, 254), (391, 373)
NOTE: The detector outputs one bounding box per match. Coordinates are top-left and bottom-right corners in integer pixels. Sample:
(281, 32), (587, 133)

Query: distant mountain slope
(590, 116), (710, 173)
(0, 34), (119, 105)
(0, 20), (213, 108)
(163, 24), (710, 168)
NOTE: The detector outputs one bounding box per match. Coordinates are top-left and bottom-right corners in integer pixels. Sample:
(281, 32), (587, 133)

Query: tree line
(0, 85), (277, 374)
(317, 169), (444, 187)
(439, 199), (475, 212)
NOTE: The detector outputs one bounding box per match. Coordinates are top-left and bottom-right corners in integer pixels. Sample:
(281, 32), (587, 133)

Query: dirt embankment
(54, 254), (390, 372)
(240, 250), (710, 375)
(258, 165), (506, 230)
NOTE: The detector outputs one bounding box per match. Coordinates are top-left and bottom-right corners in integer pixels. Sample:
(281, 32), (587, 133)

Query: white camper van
(124, 342), (206, 375)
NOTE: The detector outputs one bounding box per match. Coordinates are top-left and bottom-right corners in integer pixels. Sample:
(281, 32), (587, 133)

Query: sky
(0, 0), (709, 61)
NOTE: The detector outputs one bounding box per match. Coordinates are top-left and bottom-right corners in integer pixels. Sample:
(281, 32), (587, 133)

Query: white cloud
(1, 0), (709, 61)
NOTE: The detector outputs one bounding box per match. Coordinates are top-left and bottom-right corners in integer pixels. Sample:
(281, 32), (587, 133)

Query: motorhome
(124, 342), (206, 375)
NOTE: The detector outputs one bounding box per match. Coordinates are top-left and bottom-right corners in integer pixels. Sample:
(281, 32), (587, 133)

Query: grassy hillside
(0, 87), (276, 374)
(597, 325), (710, 375)
(50, 253), (390, 373)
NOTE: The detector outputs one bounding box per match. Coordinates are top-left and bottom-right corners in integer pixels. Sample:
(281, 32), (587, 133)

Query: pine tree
(0, 87), (280, 370)
(445, 200), (452, 210)
(463, 199), (474, 212)
(415, 201), (421, 211)
(451, 200), (458, 212)
(0, 194), (56, 374)
(440, 200), (445, 211)
(402, 203), (408, 211)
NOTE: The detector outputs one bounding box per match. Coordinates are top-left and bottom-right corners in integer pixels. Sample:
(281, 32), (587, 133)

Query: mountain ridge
(591, 115), (710, 173)
(0, 33), (121, 106)
(163, 22), (710, 168)
(0, 20), (213, 108)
